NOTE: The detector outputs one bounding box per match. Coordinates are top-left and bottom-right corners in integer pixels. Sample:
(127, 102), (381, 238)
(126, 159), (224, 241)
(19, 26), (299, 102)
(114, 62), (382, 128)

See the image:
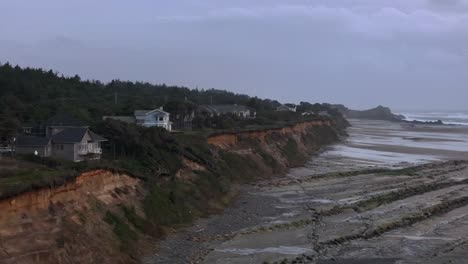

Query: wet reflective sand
(144, 120), (468, 264)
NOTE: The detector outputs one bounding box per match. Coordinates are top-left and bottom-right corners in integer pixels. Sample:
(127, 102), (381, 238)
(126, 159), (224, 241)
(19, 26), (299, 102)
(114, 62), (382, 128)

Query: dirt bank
(141, 121), (345, 263)
(0, 170), (143, 264)
(207, 120), (333, 149)
(0, 119), (346, 264)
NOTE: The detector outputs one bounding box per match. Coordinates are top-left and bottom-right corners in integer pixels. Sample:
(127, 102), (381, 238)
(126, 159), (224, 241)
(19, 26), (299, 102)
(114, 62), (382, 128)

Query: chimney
(160, 107), (163, 111)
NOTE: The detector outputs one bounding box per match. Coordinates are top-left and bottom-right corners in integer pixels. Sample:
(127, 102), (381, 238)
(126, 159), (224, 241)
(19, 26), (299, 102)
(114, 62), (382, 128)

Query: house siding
(15, 145), (50, 157)
(136, 112), (171, 130)
(53, 143), (76, 161)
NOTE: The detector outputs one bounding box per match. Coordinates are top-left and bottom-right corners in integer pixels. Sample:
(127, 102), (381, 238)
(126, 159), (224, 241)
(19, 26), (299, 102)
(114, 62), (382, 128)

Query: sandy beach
(143, 120), (468, 264)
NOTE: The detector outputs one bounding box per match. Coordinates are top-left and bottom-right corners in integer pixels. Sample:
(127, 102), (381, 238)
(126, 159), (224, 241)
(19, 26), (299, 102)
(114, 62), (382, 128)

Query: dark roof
(200, 105), (253, 115)
(90, 131), (107, 142)
(44, 113), (88, 127)
(52, 128), (107, 143)
(16, 136), (51, 146)
(134, 108), (169, 116)
(52, 127), (89, 143)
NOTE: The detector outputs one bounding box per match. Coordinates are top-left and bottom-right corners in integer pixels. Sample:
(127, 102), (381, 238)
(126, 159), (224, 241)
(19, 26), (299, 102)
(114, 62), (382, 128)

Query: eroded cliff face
(0, 170), (143, 264)
(207, 120), (332, 149)
(0, 119), (345, 264)
(207, 119), (341, 172)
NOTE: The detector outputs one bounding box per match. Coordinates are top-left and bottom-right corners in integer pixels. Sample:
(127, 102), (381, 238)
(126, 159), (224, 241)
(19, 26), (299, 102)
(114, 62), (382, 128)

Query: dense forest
(0, 63), (277, 139)
(0, 62), (340, 142)
(0, 63), (348, 259)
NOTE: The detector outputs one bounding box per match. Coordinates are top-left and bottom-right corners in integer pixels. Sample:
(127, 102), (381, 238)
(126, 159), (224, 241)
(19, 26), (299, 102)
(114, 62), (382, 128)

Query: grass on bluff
(104, 211), (138, 250)
(0, 168), (76, 200)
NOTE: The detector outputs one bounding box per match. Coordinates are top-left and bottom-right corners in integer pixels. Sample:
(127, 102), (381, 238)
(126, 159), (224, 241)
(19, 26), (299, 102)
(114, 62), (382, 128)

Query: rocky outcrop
(0, 170), (143, 264)
(333, 105), (404, 122)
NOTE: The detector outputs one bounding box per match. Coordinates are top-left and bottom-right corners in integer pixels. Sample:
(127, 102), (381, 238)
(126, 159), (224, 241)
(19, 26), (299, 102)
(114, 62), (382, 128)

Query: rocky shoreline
(143, 119), (468, 264)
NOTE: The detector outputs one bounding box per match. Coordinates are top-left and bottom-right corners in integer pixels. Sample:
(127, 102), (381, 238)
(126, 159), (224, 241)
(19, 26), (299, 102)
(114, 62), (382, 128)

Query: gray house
(14, 136), (52, 157)
(44, 113), (89, 137)
(15, 114), (107, 162)
(198, 105), (256, 119)
(51, 127), (107, 162)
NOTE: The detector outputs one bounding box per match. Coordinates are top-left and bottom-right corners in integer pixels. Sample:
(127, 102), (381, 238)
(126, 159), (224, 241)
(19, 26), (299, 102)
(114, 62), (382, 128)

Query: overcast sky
(1, 0), (467, 110)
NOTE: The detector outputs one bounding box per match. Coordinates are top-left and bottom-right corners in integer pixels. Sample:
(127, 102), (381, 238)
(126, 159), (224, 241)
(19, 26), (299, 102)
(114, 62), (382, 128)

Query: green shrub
(0, 169), (76, 199)
(104, 211), (138, 249)
(143, 183), (193, 226)
(121, 206), (146, 231)
(220, 151), (262, 182)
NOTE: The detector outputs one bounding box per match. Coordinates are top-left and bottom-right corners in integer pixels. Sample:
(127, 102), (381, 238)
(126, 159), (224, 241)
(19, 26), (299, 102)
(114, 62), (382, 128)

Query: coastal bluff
(0, 170), (143, 264)
(0, 118), (346, 264)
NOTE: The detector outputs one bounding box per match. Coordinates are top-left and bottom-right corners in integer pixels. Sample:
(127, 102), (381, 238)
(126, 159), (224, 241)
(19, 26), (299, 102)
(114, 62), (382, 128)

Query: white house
(134, 107), (172, 131)
(276, 104), (297, 112)
(198, 105), (256, 119)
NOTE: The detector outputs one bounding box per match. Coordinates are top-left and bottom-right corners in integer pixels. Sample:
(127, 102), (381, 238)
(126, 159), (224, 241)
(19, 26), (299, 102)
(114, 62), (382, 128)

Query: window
(55, 144), (64, 150)
(159, 116), (164, 121)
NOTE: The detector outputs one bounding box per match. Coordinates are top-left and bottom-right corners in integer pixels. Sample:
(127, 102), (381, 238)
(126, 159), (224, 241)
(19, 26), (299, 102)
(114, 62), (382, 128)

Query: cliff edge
(0, 119), (346, 264)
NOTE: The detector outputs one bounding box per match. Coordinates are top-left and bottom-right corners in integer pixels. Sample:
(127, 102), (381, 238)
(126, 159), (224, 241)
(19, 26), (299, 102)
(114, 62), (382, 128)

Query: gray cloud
(0, 0), (467, 110)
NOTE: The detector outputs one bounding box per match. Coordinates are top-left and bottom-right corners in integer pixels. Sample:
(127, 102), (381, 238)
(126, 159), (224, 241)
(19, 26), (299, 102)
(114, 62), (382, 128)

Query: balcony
(77, 143), (102, 155)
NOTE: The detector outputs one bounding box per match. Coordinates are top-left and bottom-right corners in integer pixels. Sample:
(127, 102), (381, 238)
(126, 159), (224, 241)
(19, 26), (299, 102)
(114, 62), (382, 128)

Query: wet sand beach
(143, 120), (468, 264)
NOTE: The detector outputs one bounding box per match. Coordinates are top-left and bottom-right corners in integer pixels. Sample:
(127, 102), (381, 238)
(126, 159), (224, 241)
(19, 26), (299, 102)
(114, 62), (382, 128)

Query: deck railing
(77, 143), (102, 155)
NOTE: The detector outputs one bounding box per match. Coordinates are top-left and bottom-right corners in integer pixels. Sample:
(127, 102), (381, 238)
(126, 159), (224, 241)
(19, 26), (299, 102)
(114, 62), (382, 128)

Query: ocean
(396, 111), (468, 126)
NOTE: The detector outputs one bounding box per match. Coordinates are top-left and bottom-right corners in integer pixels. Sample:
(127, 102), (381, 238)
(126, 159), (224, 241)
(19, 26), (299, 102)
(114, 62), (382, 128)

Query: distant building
(15, 127), (107, 162)
(301, 110), (331, 118)
(134, 108), (172, 131)
(103, 107), (172, 131)
(276, 104), (297, 112)
(318, 111), (332, 118)
(171, 111), (195, 131)
(198, 105), (256, 119)
(15, 136), (53, 158)
(0, 141), (15, 155)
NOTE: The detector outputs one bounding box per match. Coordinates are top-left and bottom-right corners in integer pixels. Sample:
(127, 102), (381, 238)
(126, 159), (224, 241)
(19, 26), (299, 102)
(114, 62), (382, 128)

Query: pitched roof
(134, 109), (169, 116)
(52, 127), (89, 143)
(16, 136), (51, 147)
(200, 105), (252, 115)
(52, 128), (107, 143)
(90, 131), (107, 142)
(44, 113), (88, 127)
(277, 105), (296, 110)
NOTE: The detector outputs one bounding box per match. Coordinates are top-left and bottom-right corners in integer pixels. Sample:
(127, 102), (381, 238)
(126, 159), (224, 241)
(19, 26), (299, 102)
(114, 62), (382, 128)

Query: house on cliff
(276, 104), (297, 112)
(15, 114), (107, 162)
(14, 136), (52, 157)
(134, 108), (172, 130)
(15, 127), (107, 162)
(43, 113), (89, 137)
(301, 110), (331, 118)
(198, 104), (256, 119)
(103, 107), (172, 131)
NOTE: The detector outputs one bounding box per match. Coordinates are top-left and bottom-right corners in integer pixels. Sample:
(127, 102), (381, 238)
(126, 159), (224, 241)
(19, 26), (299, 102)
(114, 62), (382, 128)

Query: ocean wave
(398, 111), (468, 126)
